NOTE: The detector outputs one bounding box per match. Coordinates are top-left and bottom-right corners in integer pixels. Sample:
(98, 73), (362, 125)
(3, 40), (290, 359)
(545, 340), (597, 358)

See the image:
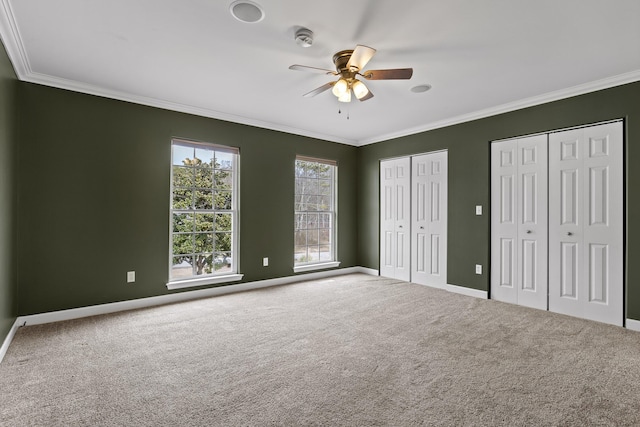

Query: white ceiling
(1, 0), (639, 146)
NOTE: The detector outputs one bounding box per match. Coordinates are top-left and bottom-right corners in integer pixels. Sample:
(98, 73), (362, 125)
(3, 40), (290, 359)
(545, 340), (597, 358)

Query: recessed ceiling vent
(229, 1), (265, 23)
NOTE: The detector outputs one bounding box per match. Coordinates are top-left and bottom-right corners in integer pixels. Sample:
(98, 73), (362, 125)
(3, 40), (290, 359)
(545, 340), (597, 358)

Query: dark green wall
(0, 40), (17, 341)
(16, 83), (357, 315)
(357, 81), (640, 320)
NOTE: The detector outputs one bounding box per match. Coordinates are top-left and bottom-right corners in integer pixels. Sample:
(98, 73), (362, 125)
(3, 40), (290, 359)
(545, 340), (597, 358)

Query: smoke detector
(294, 28), (314, 48)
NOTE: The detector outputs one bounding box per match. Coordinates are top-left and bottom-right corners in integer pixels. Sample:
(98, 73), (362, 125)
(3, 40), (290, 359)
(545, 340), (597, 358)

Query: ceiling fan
(289, 45), (413, 102)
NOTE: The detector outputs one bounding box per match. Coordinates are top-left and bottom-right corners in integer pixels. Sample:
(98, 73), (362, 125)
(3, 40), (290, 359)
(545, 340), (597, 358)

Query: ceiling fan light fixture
(332, 78), (349, 97)
(352, 80), (369, 100)
(229, 0), (265, 23)
(337, 90), (352, 103)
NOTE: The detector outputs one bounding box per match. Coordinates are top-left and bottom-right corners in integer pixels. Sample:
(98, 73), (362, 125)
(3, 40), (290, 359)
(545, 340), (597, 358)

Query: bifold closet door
(380, 157), (411, 281)
(491, 135), (548, 310)
(548, 122), (623, 326)
(411, 151), (448, 288)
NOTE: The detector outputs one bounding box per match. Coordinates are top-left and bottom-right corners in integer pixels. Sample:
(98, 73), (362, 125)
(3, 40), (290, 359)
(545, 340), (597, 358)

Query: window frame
(293, 155), (340, 273)
(167, 138), (242, 289)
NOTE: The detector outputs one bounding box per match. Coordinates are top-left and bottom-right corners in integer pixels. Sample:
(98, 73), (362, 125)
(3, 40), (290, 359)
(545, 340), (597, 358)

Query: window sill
(293, 261), (341, 274)
(166, 274), (244, 290)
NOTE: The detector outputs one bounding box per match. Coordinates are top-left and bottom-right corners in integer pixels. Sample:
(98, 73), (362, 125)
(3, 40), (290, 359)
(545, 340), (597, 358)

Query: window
(168, 139), (241, 289)
(294, 156), (339, 272)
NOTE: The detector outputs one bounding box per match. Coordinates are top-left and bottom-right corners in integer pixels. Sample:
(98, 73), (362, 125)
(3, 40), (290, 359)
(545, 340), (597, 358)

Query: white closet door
(411, 151), (448, 288)
(491, 135), (547, 309)
(380, 157), (411, 281)
(549, 122), (623, 326)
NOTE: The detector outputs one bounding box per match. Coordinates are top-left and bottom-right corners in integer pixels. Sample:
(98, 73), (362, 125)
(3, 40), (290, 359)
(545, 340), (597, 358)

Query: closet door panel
(516, 135), (548, 310)
(411, 151), (447, 288)
(380, 158), (411, 281)
(549, 122), (623, 326)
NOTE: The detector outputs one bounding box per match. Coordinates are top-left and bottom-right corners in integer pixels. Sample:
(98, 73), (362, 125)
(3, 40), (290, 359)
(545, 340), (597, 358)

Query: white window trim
(166, 274), (244, 290)
(168, 139), (240, 289)
(293, 261), (341, 273)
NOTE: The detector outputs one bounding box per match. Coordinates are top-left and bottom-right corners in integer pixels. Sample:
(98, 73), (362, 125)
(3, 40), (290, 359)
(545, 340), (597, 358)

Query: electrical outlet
(127, 271), (136, 283)
(475, 205), (482, 215)
(263, 257), (269, 267)
(475, 264), (482, 275)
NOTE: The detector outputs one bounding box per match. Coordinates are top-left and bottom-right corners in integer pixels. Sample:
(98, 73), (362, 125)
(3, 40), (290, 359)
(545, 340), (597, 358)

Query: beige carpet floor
(1, 273), (640, 426)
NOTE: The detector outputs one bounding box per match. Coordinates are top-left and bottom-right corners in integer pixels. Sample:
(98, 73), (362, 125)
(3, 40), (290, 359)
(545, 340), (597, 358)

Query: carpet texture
(1, 273), (640, 426)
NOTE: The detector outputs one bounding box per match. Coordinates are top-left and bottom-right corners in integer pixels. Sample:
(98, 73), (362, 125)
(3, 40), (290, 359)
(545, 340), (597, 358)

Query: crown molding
(357, 69), (640, 146)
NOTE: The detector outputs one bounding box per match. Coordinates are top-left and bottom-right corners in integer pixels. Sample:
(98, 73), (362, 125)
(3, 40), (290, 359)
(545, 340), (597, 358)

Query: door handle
(419, 226), (424, 230)
(398, 225), (403, 228)
(526, 230), (532, 234)
(567, 232), (573, 236)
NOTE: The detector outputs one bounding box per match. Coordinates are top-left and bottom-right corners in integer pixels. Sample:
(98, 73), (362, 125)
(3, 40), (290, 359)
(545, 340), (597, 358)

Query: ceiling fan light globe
(352, 80), (369, 100)
(332, 79), (349, 97)
(338, 90), (352, 103)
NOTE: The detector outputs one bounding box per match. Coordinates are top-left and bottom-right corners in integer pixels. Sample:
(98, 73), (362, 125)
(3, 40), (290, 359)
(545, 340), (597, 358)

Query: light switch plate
(475, 205), (482, 215)
(263, 257), (269, 267)
(127, 271), (135, 283)
(475, 264), (482, 275)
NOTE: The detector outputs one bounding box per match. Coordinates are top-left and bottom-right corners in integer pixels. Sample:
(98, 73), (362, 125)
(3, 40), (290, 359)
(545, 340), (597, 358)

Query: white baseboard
(626, 318), (640, 332)
(355, 266), (379, 276)
(0, 318), (22, 365)
(446, 283), (488, 299)
(17, 267), (378, 327)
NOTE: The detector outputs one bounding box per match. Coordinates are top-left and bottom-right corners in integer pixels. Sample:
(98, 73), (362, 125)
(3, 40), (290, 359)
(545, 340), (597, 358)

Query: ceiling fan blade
(357, 90), (374, 102)
(289, 65), (337, 75)
(346, 45), (376, 71)
(303, 82), (335, 98)
(361, 68), (414, 80)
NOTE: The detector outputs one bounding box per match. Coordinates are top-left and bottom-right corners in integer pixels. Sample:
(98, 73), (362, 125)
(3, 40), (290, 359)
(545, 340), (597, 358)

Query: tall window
(170, 139), (239, 283)
(294, 156), (337, 269)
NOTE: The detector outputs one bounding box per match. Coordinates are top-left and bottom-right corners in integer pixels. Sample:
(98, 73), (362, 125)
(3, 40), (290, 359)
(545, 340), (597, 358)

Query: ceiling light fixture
(229, 0), (265, 23)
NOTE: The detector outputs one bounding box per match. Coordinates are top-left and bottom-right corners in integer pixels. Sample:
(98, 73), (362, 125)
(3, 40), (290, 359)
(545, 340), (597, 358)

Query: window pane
(173, 145), (194, 166)
(295, 230), (307, 246)
(194, 233), (213, 253)
(214, 252), (232, 272)
(193, 253), (213, 275)
(215, 169), (233, 189)
(215, 233), (231, 252)
(173, 213), (194, 233)
(306, 214), (318, 229)
(173, 234), (193, 255)
(173, 189), (193, 209)
(319, 245), (331, 261)
(318, 165), (332, 179)
(319, 229), (331, 245)
(318, 213), (331, 228)
(294, 246), (308, 263)
(318, 180), (332, 196)
(215, 213), (232, 232)
(214, 191), (232, 210)
(317, 195), (331, 211)
(173, 166), (194, 188)
(194, 189), (213, 209)
(307, 229), (319, 245)
(195, 167), (213, 188)
(195, 213), (214, 232)
(195, 147), (214, 165)
(172, 256), (193, 279)
(308, 249), (320, 262)
(294, 213), (306, 230)
(215, 152), (233, 170)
